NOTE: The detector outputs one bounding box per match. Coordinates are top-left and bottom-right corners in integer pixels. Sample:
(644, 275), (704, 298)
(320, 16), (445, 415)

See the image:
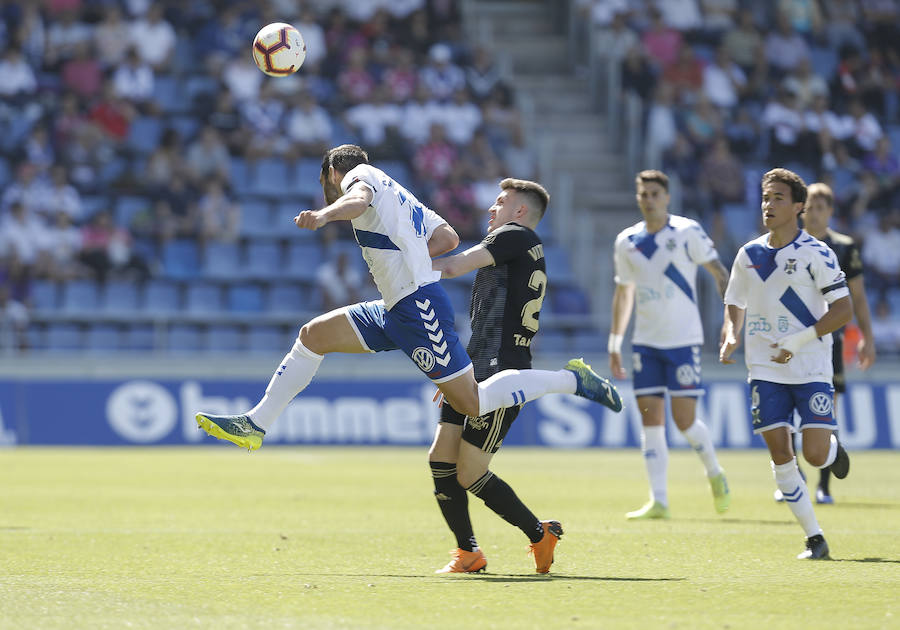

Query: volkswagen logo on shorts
(809, 392), (833, 416)
(412, 346), (436, 372)
(675, 364), (697, 386)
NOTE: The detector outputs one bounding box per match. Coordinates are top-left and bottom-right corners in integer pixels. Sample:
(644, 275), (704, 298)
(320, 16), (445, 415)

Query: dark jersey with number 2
(467, 222), (546, 381)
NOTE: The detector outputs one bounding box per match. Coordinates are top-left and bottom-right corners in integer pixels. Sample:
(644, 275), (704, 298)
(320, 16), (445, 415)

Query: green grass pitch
(2, 448), (898, 629)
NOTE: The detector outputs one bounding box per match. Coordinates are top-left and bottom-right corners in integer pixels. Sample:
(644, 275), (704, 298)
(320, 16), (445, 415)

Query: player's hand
(432, 388), (444, 408)
(294, 210), (326, 230)
(609, 352), (627, 380)
(769, 343), (793, 364)
(857, 337), (876, 370)
(719, 336), (739, 364)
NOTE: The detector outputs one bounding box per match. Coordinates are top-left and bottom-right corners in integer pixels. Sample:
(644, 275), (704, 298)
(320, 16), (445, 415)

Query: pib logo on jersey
(412, 346), (436, 372)
(809, 392), (833, 417)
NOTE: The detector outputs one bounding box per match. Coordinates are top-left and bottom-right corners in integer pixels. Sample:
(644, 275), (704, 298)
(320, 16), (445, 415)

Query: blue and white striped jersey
(614, 215), (719, 348)
(725, 229), (850, 384)
(341, 164), (445, 310)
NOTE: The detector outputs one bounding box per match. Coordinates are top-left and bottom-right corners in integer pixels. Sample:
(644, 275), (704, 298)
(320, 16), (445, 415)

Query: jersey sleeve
(812, 244), (850, 304)
(842, 240), (864, 281)
(685, 223), (719, 264)
(340, 164), (377, 195)
(723, 248), (749, 308)
(481, 224), (535, 266)
(422, 206), (447, 236)
(613, 233), (635, 286)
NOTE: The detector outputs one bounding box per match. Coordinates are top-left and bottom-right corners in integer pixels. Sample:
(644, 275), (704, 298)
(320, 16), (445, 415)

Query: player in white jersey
(721, 168), (852, 560)
(610, 170), (731, 520)
(195, 145), (622, 455)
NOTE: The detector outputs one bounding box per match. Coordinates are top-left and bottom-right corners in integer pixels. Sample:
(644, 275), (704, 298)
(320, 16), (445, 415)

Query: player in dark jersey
(427, 178), (589, 574)
(801, 183), (876, 502)
(773, 182), (877, 505)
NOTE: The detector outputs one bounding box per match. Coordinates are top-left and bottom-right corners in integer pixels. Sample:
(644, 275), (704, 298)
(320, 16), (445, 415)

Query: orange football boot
(435, 548), (487, 574)
(529, 520), (564, 573)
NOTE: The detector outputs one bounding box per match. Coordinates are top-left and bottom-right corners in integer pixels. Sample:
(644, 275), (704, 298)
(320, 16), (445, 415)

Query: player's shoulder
(484, 221), (540, 246)
(615, 221), (646, 244)
(668, 214), (704, 233)
(826, 228), (855, 246)
(343, 163), (384, 188)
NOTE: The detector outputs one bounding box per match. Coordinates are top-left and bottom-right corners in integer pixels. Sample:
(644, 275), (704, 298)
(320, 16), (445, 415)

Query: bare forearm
(814, 297), (852, 337)
(724, 304), (745, 338)
(319, 195), (369, 224)
(849, 277), (875, 340)
(709, 260), (730, 297)
(610, 285), (634, 335)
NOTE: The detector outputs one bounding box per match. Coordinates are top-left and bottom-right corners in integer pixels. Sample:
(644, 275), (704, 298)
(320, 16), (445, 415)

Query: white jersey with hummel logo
(724, 229), (850, 384)
(613, 215), (719, 348)
(341, 164), (446, 310)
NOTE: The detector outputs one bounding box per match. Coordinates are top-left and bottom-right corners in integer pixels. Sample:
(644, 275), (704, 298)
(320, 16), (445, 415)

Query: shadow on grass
(288, 573), (685, 583)
(834, 557), (900, 564)
(828, 501), (900, 510)
(0, 526), (29, 530)
(681, 517), (792, 526)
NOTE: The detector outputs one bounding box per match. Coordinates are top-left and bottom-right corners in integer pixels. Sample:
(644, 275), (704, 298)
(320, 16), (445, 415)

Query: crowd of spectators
(579, 0), (900, 352)
(0, 0), (538, 352)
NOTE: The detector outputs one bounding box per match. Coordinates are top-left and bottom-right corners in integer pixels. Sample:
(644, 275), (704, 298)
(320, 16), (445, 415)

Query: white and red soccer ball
(252, 22), (306, 77)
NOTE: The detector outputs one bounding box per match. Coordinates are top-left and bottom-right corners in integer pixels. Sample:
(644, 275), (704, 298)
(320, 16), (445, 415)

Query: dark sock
(819, 466), (832, 494)
(430, 462), (477, 551)
(468, 471), (544, 544)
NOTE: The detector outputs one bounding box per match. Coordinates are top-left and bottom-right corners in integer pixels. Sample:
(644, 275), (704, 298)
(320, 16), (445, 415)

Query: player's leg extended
(793, 382), (849, 482)
(196, 306), (369, 449)
(671, 396), (729, 513)
(429, 415), (485, 574)
(456, 408), (562, 573)
(626, 395), (671, 520)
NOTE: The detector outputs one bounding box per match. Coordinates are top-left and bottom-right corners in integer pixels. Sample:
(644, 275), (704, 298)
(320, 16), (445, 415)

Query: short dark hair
(321, 144), (369, 180)
(762, 167), (808, 206)
(806, 182), (834, 209)
(500, 178), (550, 217)
(635, 169), (669, 191)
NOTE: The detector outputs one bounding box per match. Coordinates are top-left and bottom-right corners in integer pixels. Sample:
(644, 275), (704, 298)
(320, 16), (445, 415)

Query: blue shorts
(749, 380), (837, 434)
(345, 282), (472, 383)
(632, 344), (704, 398)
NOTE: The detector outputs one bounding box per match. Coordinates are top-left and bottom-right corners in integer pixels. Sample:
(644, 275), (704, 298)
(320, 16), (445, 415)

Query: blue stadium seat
(98, 157), (128, 185)
(888, 125), (900, 152)
(46, 323), (83, 351)
(267, 282), (309, 313)
(227, 283), (264, 312)
(230, 157), (251, 195)
(30, 280), (58, 310)
(549, 285), (590, 315)
(169, 115), (200, 142)
(330, 118), (360, 147)
(207, 324), (243, 352)
(101, 281), (140, 314)
(185, 283), (224, 314)
(722, 202), (759, 243)
(274, 201), (315, 237)
(291, 158), (325, 200)
(239, 199), (274, 237)
(202, 241), (243, 279)
(543, 245), (574, 284)
(0, 157), (9, 189)
(114, 196), (148, 228)
(373, 160), (411, 186)
(285, 242), (323, 280)
(810, 46), (838, 80)
(154, 75), (182, 113)
(532, 329), (570, 354)
(127, 116), (163, 154)
(245, 240), (282, 277)
(61, 280), (100, 313)
(442, 282), (470, 315)
(123, 324), (156, 352)
(250, 158), (290, 196)
(183, 75), (218, 107)
(247, 326), (290, 353)
(570, 331), (605, 354)
(166, 324), (203, 353)
(85, 324), (121, 353)
(142, 280), (181, 314)
(162, 239), (201, 279)
(80, 195), (109, 220)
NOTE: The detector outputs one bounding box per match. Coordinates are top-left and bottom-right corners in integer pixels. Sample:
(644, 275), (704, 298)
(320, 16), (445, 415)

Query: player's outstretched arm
(432, 244), (495, 279)
(719, 304), (744, 364)
(847, 275), (877, 369)
(608, 283), (634, 379)
(294, 186), (373, 230)
(428, 222), (460, 258)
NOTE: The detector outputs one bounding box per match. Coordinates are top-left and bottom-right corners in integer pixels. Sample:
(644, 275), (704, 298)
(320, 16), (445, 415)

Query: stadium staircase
(462, 0), (635, 331)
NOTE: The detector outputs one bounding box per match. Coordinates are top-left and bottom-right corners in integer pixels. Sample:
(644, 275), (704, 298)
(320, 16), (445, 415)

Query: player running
(721, 168), (851, 560)
(427, 178), (565, 574)
(195, 145), (621, 453)
(609, 170), (731, 520)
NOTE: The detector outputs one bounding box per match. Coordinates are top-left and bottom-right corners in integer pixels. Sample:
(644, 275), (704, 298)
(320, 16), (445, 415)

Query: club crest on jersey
(412, 346), (436, 372)
(809, 392), (833, 416)
(778, 316), (789, 333)
(783, 258), (798, 274)
(665, 238), (676, 251)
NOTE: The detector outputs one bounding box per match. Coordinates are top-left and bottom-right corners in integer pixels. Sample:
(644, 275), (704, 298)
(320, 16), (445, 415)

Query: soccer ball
(251, 22), (306, 77)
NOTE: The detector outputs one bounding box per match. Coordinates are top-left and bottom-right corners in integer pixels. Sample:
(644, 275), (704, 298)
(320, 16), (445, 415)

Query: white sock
(681, 419), (722, 477)
(772, 459), (821, 537)
(817, 433), (838, 469)
(641, 425), (668, 506)
(476, 369), (576, 416)
(247, 337), (323, 430)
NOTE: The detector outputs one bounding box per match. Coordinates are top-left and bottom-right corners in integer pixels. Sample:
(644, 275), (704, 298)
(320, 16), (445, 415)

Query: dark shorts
(440, 402), (520, 454)
(832, 332), (845, 394)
